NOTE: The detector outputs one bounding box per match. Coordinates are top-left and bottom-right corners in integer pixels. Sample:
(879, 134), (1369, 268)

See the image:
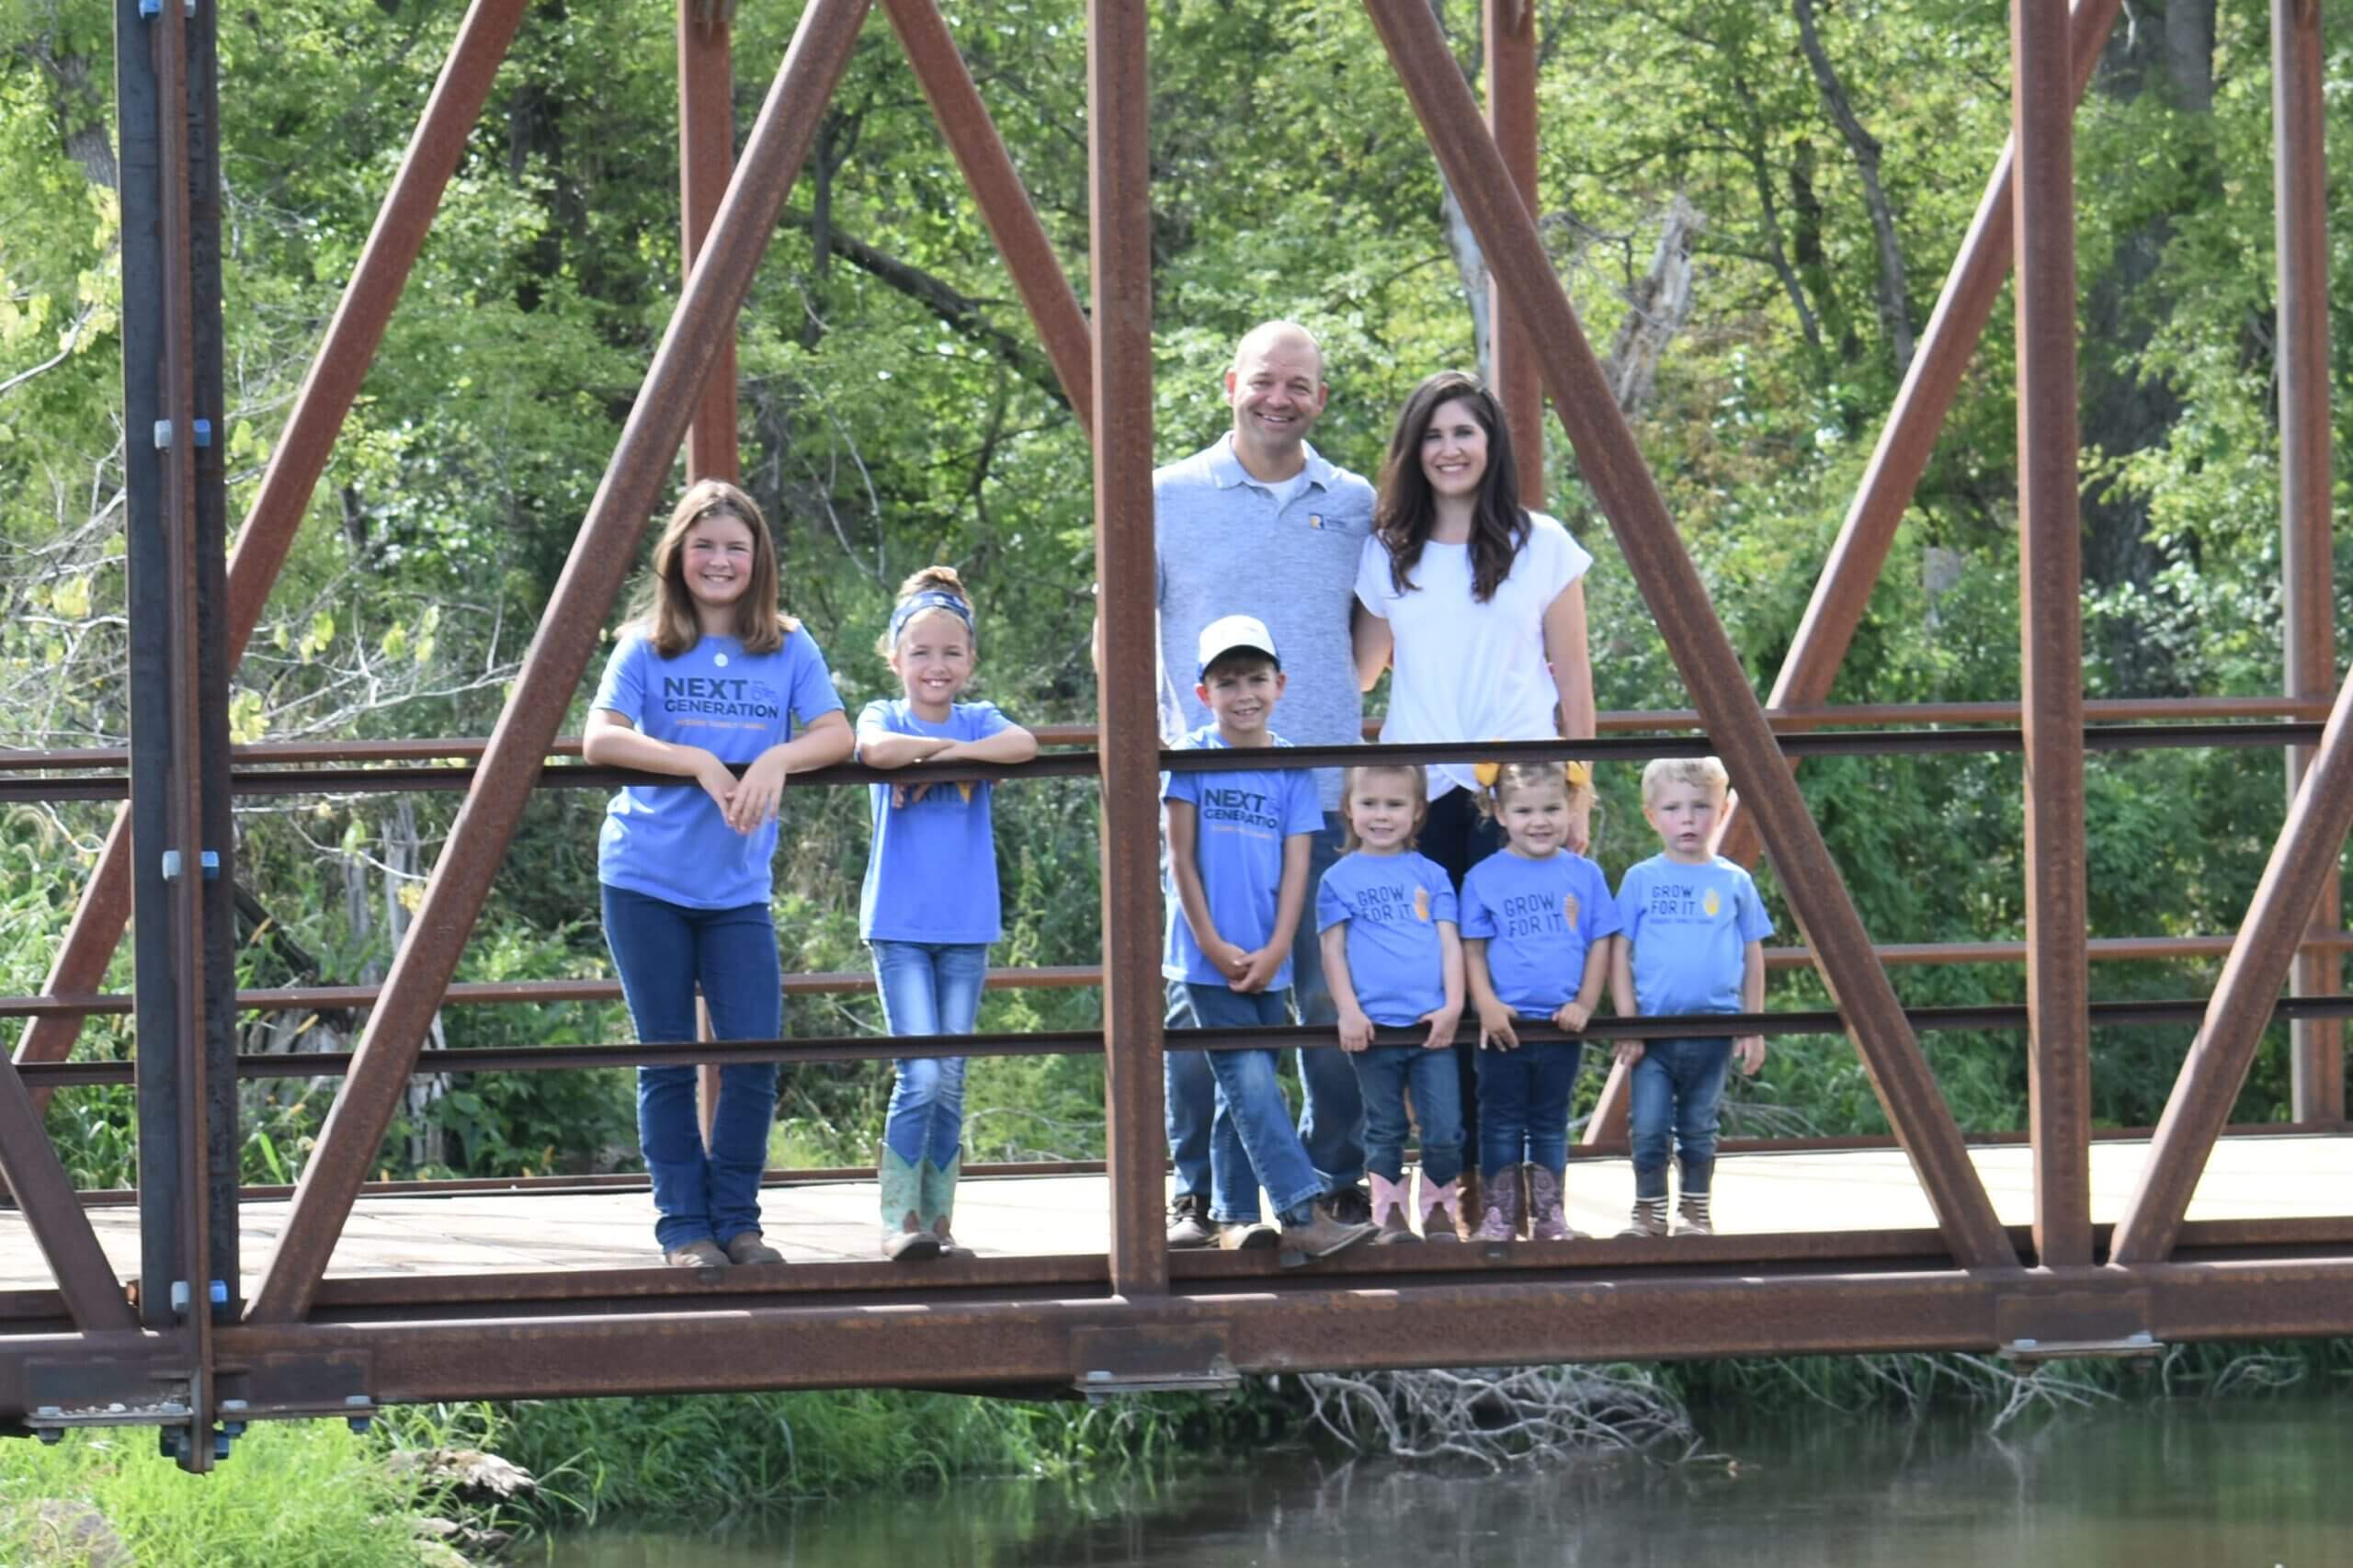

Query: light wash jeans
(602, 884), (779, 1251)
(1166, 813), (1364, 1200)
(1180, 984), (1324, 1226)
(871, 939), (986, 1168)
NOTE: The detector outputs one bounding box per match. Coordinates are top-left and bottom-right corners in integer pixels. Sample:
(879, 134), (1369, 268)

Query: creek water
(538, 1394), (2353, 1566)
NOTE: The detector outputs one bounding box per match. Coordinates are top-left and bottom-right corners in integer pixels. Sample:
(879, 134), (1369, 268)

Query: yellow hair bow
(1472, 756), (1592, 789)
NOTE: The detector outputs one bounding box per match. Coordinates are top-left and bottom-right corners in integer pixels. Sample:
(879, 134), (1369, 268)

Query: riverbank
(6, 1344), (2347, 1562)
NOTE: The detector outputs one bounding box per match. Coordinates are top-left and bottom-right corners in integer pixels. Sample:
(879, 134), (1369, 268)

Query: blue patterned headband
(888, 588), (974, 647)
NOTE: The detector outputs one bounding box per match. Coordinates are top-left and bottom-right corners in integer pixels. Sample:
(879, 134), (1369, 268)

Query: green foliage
(0, 1421), (472, 1568)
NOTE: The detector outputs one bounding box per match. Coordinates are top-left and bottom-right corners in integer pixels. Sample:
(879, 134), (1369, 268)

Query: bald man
(1151, 321), (1375, 1246)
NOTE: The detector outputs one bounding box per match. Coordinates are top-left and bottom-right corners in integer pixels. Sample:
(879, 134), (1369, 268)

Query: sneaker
(1324, 1185), (1374, 1225)
(722, 1232), (785, 1267)
(1217, 1221), (1280, 1250)
(1166, 1192), (1217, 1249)
(1676, 1199), (1714, 1237)
(663, 1238), (729, 1270)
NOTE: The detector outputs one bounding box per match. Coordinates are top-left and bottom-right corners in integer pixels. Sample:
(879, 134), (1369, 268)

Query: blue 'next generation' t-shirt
(1316, 850), (1458, 1027)
(1161, 725), (1324, 989)
(1614, 853), (1774, 1016)
(591, 627), (844, 911)
(1460, 848), (1624, 1017)
(858, 698), (1011, 944)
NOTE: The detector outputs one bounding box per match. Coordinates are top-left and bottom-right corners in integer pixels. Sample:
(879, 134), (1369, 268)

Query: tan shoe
(1217, 1221), (1280, 1251)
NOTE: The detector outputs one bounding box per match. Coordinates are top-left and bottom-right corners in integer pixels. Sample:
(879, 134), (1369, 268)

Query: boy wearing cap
(1160, 615), (1378, 1261)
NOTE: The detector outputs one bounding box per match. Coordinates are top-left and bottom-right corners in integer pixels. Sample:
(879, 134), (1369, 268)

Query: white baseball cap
(1195, 613), (1280, 677)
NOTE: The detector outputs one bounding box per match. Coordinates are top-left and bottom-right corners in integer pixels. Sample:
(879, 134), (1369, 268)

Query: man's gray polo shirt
(1154, 434), (1376, 810)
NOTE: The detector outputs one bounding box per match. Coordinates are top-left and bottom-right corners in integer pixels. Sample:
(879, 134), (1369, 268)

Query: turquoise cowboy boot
(880, 1144), (940, 1262)
(920, 1149), (963, 1256)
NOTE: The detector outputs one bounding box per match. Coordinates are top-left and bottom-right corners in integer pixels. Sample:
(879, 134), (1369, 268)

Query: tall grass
(0, 1422), (470, 1567)
(475, 1384), (1251, 1524)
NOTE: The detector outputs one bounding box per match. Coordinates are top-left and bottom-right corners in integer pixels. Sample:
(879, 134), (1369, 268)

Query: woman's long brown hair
(634, 479), (797, 657)
(1372, 369), (1529, 604)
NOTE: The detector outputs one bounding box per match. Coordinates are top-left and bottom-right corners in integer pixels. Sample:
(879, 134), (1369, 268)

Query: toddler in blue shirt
(858, 566), (1039, 1263)
(1461, 762), (1621, 1244)
(1609, 756), (1773, 1239)
(1164, 616), (1377, 1262)
(1317, 763), (1467, 1242)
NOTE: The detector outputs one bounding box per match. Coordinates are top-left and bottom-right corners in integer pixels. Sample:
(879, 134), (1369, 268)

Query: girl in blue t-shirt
(857, 566), (1038, 1261)
(1316, 764), (1466, 1243)
(584, 480), (853, 1272)
(1460, 762), (1621, 1244)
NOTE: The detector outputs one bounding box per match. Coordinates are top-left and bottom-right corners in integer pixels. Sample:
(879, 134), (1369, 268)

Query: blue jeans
(602, 884), (780, 1251)
(1629, 1037), (1733, 1200)
(872, 940), (986, 1168)
(1165, 813), (1364, 1198)
(1476, 1039), (1585, 1179)
(1350, 1044), (1464, 1188)
(1180, 984), (1324, 1225)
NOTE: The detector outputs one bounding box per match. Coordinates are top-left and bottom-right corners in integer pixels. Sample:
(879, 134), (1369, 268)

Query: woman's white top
(1353, 510), (1593, 799)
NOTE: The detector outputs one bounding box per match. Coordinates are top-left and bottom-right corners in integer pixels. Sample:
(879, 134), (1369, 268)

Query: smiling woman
(1352, 371), (1599, 1215)
(579, 480), (856, 1270)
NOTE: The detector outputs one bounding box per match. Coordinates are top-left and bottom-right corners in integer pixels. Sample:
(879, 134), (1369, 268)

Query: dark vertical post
(11, 0), (534, 1104)
(1484, 0), (1543, 511)
(189, 0), (238, 1307)
(153, 0), (217, 1470)
(1712, 0), (2126, 866)
(247, 0), (876, 1324)
(117, 0), (183, 1326)
(2012, 0), (2091, 1267)
(1086, 0), (1166, 1297)
(2275, 0), (2343, 1123)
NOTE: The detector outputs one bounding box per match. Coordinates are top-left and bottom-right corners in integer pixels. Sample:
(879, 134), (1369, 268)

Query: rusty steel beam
(2275, 0), (2343, 1122)
(0, 1061), (133, 1333)
(1714, 0), (2127, 866)
(1363, 0), (2016, 1270)
(0, 692), (2335, 776)
(25, 936), (2353, 1024)
(881, 0), (1096, 431)
(2012, 0), (2091, 1267)
(8, 0), (533, 1102)
(183, 1256), (2353, 1408)
(678, 0), (741, 1143)
(1484, 0), (1543, 508)
(2111, 661), (2353, 1265)
(152, 0), (219, 1460)
(1086, 0), (1165, 1299)
(246, 0), (877, 1325)
(679, 0), (741, 483)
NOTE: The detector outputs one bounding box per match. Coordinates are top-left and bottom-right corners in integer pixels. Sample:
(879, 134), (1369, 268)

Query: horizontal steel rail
(20, 994), (2353, 1088)
(0, 722), (2331, 805)
(8, 935), (2348, 1023)
(0, 694), (2332, 772)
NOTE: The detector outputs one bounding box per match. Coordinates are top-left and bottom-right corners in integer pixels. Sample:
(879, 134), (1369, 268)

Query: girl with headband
(856, 566), (1038, 1260)
(585, 479), (853, 1271)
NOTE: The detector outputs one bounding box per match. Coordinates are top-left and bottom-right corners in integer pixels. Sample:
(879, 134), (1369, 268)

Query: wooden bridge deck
(6, 1133), (2350, 1290)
